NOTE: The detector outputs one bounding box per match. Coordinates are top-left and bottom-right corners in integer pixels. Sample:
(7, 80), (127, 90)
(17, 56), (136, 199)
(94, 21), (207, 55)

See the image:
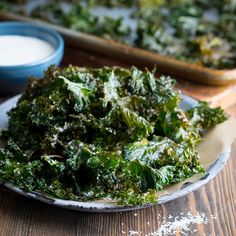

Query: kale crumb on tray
(0, 66), (227, 206)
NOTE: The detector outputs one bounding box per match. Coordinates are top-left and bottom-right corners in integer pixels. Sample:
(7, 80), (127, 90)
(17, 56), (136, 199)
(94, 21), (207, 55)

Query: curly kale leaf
(59, 75), (95, 112)
(103, 104), (154, 140)
(30, 3), (131, 43)
(86, 151), (165, 205)
(0, 142), (42, 191)
(186, 101), (228, 129)
(42, 155), (65, 176)
(61, 4), (98, 33)
(95, 16), (131, 42)
(118, 106), (154, 138)
(155, 108), (201, 146)
(30, 4), (64, 24)
(129, 66), (157, 95)
(102, 70), (120, 107)
(65, 140), (96, 171)
(124, 136), (203, 179)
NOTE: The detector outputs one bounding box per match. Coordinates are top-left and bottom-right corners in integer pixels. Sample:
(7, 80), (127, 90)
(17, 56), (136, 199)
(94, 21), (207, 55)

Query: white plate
(0, 95), (231, 212)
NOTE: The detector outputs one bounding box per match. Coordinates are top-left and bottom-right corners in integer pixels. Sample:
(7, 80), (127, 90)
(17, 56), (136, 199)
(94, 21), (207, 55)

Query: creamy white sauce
(0, 35), (55, 66)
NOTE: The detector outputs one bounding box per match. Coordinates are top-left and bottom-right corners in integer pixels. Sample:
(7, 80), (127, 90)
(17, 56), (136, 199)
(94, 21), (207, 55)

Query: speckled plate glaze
(0, 95), (231, 212)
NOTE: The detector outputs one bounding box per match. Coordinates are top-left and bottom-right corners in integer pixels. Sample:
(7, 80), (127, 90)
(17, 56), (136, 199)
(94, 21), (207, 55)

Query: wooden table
(0, 46), (236, 236)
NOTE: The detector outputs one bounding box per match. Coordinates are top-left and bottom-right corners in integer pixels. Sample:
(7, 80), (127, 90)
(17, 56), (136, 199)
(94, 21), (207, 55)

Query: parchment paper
(158, 118), (236, 196)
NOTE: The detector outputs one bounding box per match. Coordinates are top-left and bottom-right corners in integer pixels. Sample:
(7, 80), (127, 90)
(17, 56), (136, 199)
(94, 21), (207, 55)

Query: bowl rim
(0, 21), (64, 69)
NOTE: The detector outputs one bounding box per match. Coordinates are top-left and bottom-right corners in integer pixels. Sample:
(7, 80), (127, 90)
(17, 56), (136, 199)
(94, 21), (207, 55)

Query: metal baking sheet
(1, 1), (236, 86)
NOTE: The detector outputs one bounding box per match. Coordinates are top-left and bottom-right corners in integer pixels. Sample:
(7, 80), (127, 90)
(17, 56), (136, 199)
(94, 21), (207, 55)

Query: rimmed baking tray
(1, 11), (236, 86)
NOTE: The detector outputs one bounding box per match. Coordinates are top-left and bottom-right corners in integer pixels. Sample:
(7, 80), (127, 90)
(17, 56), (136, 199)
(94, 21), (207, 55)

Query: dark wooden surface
(0, 46), (236, 236)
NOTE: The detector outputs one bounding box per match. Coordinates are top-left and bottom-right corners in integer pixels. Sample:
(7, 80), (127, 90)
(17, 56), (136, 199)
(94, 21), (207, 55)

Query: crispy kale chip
(186, 101), (227, 132)
(135, 0), (236, 68)
(0, 66), (227, 206)
(30, 3), (131, 43)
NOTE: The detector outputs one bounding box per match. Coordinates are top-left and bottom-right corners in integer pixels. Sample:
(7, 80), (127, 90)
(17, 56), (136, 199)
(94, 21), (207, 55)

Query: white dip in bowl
(0, 35), (55, 66)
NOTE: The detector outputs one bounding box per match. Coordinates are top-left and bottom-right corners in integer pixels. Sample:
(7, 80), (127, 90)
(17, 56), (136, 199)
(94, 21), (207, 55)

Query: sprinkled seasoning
(123, 211), (217, 236)
(145, 212), (216, 236)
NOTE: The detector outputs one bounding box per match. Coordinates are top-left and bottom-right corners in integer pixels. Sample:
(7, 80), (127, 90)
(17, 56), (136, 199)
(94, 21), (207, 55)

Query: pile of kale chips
(0, 66), (227, 206)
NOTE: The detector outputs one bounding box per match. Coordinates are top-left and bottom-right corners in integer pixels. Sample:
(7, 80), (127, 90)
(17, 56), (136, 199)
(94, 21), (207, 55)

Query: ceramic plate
(0, 95), (231, 212)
